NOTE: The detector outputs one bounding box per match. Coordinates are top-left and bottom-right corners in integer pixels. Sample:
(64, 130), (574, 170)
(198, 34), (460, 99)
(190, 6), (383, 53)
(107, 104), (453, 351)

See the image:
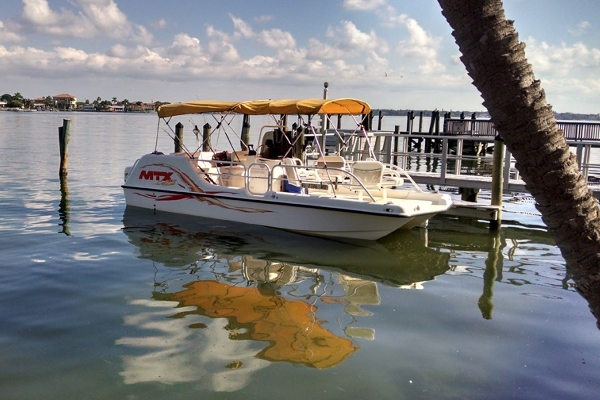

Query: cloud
(307, 38), (346, 61)
(327, 20), (388, 54)
(568, 21), (591, 36)
(18, 0), (152, 44)
(206, 26), (240, 63)
(525, 37), (600, 74)
(0, 20), (25, 43)
(253, 15), (273, 23)
(152, 18), (167, 30)
(396, 15), (441, 59)
(522, 37), (600, 98)
(257, 29), (296, 49)
(342, 0), (387, 11)
(230, 14), (255, 39)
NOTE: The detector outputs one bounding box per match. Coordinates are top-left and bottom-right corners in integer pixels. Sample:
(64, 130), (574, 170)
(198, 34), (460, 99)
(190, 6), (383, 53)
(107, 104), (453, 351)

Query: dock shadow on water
(119, 207), (450, 390)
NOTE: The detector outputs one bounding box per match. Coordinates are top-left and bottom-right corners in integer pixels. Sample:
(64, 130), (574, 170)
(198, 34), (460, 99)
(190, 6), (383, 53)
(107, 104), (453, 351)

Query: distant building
(33, 97), (47, 110)
(129, 101), (156, 112)
(109, 104), (125, 112)
(53, 93), (77, 110)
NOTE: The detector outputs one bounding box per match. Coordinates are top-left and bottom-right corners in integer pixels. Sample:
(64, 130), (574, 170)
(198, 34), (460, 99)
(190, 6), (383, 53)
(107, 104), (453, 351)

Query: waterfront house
(53, 93), (77, 110)
(33, 98), (47, 110)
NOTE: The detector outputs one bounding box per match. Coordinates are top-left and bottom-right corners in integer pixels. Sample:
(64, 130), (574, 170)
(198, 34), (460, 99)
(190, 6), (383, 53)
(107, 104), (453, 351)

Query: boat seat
(351, 160), (384, 191)
(316, 155), (347, 183)
(219, 165), (245, 187)
(316, 155), (347, 169)
(382, 169), (404, 187)
(281, 158), (303, 193)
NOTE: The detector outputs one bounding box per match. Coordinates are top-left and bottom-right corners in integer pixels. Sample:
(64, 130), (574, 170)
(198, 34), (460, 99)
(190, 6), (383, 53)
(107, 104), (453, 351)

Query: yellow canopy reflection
(168, 280), (358, 369)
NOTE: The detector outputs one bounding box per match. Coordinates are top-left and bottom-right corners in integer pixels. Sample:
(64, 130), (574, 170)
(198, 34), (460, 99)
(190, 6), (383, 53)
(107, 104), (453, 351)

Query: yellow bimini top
(157, 98), (371, 118)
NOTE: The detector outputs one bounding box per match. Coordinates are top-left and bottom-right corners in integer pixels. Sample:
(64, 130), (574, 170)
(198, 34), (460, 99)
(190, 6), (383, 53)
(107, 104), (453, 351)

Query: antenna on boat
(321, 82), (328, 151)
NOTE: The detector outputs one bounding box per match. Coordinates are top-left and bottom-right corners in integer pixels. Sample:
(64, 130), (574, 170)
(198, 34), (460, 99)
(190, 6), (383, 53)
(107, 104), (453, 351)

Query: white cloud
(525, 37), (600, 75)
(307, 38), (346, 61)
(54, 46), (88, 62)
(253, 15), (273, 23)
(168, 33), (202, 57)
(396, 15), (441, 60)
(327, 20), (388, 54)
(568, 21), (591, 37)
(19, 0), (152, 44)
(230, 14), (255, 39)
(520, 37), (600, 103)
(275, 47), (308, 67)
(77, 0), (128, 31)
(205, 25), (240, 63)
(206, 25), (230, 41)
(257, 29), (295, 49)
(152, 18), (167, 30)
(342, 0), (387, 11)
(0, 20), (25, 43)
(392, 15), (444, 76)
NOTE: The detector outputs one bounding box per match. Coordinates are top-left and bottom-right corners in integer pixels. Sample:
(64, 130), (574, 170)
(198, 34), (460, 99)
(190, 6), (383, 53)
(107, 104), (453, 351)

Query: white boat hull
(123, 153), (451, 240)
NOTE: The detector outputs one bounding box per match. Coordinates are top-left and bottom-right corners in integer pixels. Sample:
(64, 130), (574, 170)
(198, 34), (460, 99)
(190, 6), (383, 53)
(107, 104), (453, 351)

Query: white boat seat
(281, 158), (303, 193)
(219, 165), (245, 187)
(351, 160), (384, 191)
(316, 155), (347, 183)
(316, 155), (347, 169)
(382, 168), (404, 186)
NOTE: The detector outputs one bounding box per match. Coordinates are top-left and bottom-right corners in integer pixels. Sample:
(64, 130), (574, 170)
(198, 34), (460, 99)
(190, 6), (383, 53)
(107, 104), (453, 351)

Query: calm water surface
(0, 111), (599, 399)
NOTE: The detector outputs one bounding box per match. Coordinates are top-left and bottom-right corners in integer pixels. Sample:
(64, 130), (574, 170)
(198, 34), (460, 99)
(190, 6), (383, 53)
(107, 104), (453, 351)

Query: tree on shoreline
(437, 0), (600, 325)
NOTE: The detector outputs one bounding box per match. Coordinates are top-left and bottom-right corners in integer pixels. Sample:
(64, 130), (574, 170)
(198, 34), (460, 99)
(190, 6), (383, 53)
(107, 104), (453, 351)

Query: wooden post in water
(426, 111), (436, 153)
(293, 122), (305, 159)
(362, 112), (373, 131)
(490, 135), (505, 230)
(377, 110), (383, 130)
(393, 125), (400, 165)
(174, 122), (184, 153)
(58, 119), (71, 176)
(406, 111), (414, 151)
(241, 115), (250, 150)
(433, 111), (442, 153)
(202, 123), (212, 152)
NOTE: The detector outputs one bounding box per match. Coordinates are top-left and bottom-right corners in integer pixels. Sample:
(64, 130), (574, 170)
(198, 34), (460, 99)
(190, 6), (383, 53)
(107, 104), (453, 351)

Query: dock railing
(444, 118), (600, 141)
(344, 132), (600, 195)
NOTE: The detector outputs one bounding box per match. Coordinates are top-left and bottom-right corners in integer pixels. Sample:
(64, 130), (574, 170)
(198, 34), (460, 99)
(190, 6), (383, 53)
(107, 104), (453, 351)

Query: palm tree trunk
(437, 0), (600, 323)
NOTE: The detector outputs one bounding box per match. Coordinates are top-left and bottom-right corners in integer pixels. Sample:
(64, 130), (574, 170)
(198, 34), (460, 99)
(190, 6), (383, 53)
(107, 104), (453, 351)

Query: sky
(0, 0), (598, 113)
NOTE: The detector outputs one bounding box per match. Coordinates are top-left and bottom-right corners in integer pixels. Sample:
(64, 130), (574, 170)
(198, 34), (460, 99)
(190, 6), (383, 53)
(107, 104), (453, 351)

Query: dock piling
(174, 122), (184, 153)
(202, 123), (212, 152)
(58, 119), (71, 176)
(490, 135), (505, 230)
(241, 115), (250, 150)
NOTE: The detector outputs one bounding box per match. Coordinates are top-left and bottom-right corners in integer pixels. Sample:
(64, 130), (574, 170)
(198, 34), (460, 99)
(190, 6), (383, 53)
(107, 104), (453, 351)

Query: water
(1, 111), (599, 399)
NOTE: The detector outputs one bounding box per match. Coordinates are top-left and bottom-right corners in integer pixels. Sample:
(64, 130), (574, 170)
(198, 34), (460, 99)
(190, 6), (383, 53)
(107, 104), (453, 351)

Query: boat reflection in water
(118, 207), (450, 391)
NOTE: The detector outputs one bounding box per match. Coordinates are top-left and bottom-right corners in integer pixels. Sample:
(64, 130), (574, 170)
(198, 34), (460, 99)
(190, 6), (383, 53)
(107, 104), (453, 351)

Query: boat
(122, 98), (452, 240)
